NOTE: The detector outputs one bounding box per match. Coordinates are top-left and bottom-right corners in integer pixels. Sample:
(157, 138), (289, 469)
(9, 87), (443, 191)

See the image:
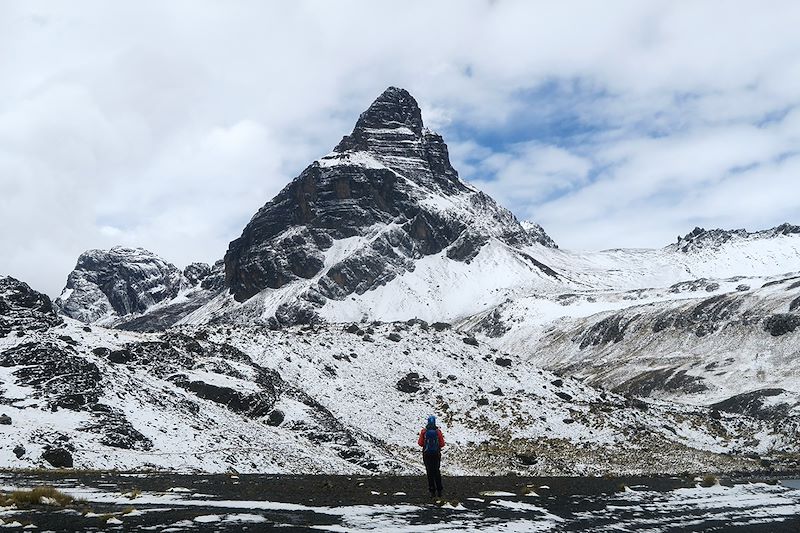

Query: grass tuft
(700, 474), (719, 487)
(0, 486), (75, 507)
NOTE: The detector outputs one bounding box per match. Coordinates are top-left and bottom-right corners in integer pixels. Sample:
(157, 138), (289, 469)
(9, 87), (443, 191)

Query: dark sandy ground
(1, 472), (798, 532)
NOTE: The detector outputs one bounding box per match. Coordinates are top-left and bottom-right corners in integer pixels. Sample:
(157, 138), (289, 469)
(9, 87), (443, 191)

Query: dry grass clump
(700, 474), (719, 487)
(0, 486), (75, 507)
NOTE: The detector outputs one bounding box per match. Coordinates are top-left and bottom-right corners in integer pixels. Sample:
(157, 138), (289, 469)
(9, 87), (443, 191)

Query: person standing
(418, 415), (445, 497)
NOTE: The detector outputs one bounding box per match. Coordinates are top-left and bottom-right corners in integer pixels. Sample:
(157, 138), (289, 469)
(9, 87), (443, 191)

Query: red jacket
(418, 427), (445, 450)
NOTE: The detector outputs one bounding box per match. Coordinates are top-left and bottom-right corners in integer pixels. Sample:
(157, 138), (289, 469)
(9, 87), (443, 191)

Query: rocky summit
(222, 86), (546, 326)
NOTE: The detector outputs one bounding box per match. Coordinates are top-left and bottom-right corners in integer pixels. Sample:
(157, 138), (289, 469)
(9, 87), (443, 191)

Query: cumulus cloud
(1, 0), (799, 294)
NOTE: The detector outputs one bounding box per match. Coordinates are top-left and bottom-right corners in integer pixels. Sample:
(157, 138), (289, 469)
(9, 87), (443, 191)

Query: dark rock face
(184, 262), (212, 286)
(763, 314), (800, 336)
(613, 368), (707, 397)
(42, 447), (73, 468)
(555, 391), (573, 402)
(0, 413), (10, 425)
(578, 315), (631, 349)
(171, 377), (277, 418)
(200, 260), (227, 291)
(0, 276), (62, 337)
(0, 342), (102, 410)
(84, 404), (153, 450)
(462, 336), (479, 346)
(222, 87), (553, 324)
(652, 294), (744, 337)
(472, 309), (509, 338)
(711, 388), (794, 420)
(669, 278), (717, 294)
(56, 247), (184, 323)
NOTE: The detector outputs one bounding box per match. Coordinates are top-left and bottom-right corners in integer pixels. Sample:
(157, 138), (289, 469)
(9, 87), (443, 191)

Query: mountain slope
(2, 276), (796, 474)
(463, 231), (800, 408)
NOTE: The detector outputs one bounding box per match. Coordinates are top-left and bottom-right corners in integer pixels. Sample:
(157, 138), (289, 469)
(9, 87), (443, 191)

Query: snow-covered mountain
(1, 276), (795, 474)
(207, 86), (561, 327)
(462, 232), (800, 412)
(6, 86), (800, 474)
(54, 88), (800, 334)
(56, 87), (564, 329)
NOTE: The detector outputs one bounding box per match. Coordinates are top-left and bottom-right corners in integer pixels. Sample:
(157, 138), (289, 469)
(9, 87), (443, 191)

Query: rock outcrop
(56, 247), (184, 323)
(0, 276), (62, 336)
(673, 223), (800, 252)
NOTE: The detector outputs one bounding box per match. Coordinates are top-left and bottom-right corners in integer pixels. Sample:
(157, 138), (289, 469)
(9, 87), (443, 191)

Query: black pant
(423, 451), (443, 494)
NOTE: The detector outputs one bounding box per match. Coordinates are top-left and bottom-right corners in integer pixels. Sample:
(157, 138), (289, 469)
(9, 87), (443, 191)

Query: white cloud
(1, 0), (799, 294)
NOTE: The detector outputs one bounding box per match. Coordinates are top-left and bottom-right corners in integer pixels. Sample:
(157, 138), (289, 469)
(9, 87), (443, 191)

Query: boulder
(462, 336), (479, 346)
(0, 413), (11, 425)
(396, 372), (424, 393)
(108, 349), (133, 364)
(42, 448), (73, 468)
(266, 409), (285, 427)
(763, 314), (800, 337)
(555, 391), (573, 402)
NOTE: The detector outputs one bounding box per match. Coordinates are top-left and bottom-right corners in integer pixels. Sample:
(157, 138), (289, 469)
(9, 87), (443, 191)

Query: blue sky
(2, 1), (800, 295)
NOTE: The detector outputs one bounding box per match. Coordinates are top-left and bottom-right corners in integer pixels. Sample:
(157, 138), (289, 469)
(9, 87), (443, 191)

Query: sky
(2, 1), (800, 296)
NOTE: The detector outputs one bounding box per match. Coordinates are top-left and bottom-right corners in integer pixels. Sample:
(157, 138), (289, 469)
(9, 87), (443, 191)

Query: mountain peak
(353, 86), (423, 134)
(334, 87), (426, 153)
(520, 220), (558, 248)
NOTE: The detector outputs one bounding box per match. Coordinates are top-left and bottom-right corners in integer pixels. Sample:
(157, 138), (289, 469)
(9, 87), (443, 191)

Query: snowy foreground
(1, 473), (799, 532)
(1, 315), (795, 475)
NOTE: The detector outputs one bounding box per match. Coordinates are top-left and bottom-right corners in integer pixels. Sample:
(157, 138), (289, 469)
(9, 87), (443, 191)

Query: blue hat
(427, 415), (436, 426)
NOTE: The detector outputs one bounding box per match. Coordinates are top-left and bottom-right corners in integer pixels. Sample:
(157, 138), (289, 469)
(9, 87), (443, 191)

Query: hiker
(418, 415), (445, 497)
